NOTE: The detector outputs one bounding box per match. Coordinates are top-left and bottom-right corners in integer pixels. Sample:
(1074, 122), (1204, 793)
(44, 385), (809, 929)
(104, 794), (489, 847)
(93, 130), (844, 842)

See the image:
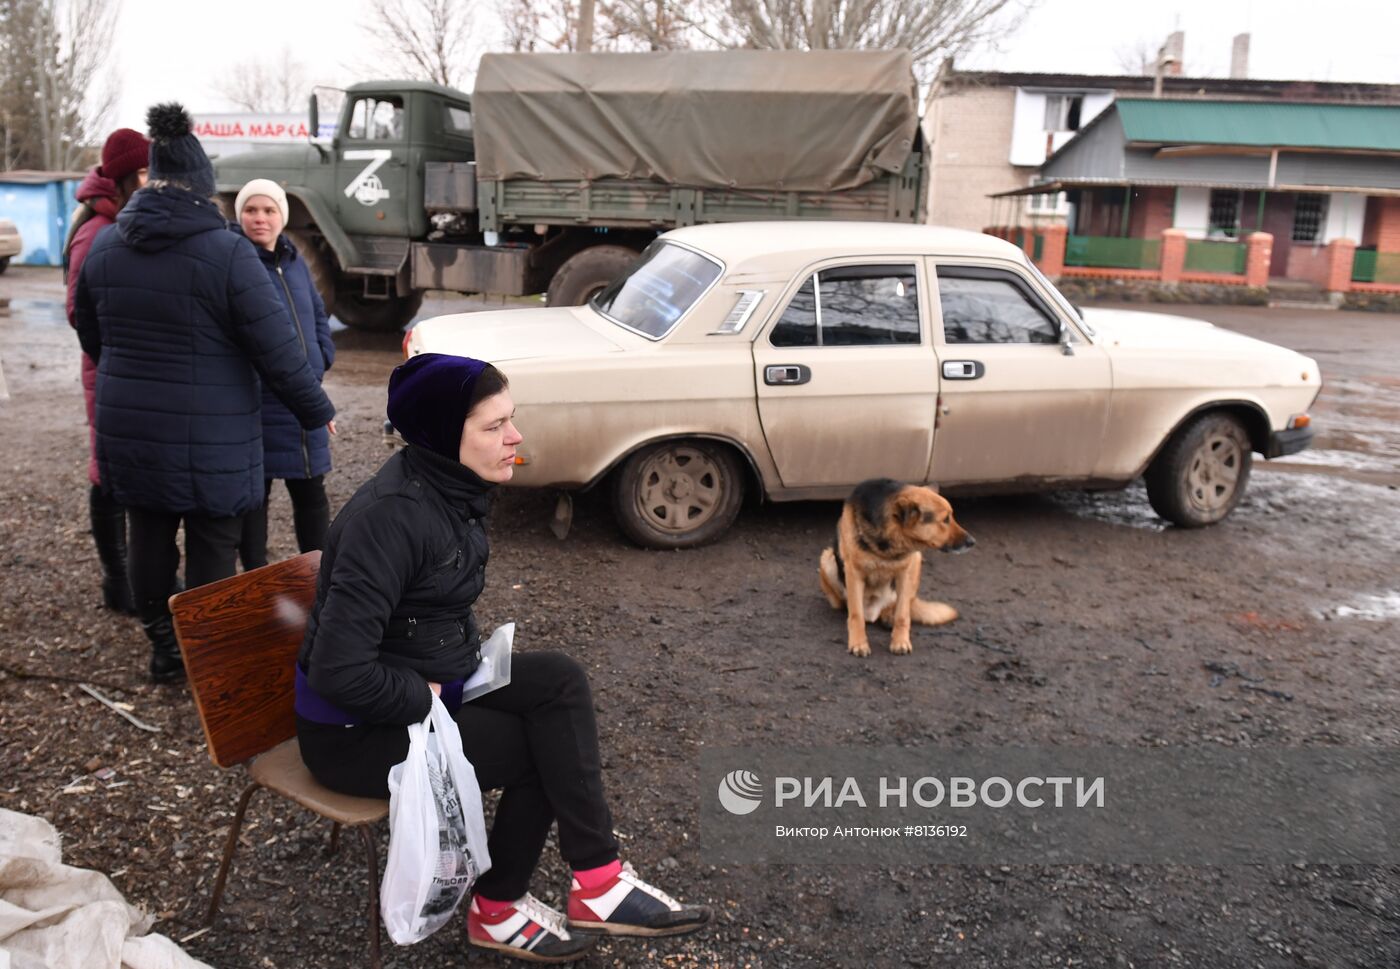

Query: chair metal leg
(207, 782), (260, 925)
(329, 821), (341, 856)
(357, 824), (382, 969)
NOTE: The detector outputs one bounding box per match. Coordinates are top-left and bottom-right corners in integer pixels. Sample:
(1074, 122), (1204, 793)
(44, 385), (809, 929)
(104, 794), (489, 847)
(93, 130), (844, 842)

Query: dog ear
(900, 500), (923, 529)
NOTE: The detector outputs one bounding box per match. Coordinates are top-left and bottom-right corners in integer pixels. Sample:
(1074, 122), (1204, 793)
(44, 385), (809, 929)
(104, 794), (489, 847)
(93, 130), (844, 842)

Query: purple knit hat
(387, 353), (489, 459)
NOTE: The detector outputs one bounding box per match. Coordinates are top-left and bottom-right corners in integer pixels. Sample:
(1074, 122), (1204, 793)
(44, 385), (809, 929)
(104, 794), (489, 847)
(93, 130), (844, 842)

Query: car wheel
(546, 245), (640, 307)
(612, 440), (745, 549)
(1145, 412), (1253, 527)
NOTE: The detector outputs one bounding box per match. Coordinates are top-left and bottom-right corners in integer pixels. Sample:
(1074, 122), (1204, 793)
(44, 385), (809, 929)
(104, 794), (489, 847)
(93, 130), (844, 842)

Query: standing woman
(297, 353), (711, 963)
(65, 127), (150, 615)
(233, 179), (336, 570)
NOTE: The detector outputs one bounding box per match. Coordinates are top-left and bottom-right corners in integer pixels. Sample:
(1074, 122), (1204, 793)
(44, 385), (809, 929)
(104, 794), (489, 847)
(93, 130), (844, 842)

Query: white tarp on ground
(0, 808), (213, 969)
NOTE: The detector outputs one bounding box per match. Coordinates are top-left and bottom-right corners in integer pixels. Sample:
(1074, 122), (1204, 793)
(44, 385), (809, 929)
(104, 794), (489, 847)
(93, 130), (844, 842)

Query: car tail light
(1288, 414), (1311, 430)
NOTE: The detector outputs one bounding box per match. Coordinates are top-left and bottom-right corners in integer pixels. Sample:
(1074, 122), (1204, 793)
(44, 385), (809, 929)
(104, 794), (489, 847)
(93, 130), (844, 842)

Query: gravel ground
(1, 266), (1398, 968)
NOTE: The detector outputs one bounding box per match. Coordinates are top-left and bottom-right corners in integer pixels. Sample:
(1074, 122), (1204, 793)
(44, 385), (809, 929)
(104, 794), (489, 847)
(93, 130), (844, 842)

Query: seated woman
(296, 353), (709, 963)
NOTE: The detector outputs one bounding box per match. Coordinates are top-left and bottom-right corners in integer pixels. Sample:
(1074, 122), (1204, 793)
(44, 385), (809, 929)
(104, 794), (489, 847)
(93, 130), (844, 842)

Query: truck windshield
(590, 241), (723, 340)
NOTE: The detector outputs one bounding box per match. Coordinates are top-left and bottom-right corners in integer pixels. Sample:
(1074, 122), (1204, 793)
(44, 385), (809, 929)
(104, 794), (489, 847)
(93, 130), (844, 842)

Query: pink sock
(572, 859), (623, 889)
(473, 894), (517, 917)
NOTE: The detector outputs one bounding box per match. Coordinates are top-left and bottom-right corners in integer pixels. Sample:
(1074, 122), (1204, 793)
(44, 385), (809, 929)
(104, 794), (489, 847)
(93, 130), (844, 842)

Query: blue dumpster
(0, 171), (84, 267)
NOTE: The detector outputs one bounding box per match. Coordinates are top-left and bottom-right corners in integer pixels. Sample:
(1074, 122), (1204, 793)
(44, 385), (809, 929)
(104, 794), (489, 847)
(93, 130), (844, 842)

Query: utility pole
(577, 0), (596, 51)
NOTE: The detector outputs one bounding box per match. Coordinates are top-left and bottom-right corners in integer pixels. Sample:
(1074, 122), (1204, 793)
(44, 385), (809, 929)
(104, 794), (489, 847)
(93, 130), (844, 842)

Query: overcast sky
(109, 0), (1400, 130)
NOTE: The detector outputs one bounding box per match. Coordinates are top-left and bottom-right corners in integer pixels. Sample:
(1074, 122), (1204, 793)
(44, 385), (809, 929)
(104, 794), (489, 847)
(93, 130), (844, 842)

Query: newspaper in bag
(381, 693), (491, 944)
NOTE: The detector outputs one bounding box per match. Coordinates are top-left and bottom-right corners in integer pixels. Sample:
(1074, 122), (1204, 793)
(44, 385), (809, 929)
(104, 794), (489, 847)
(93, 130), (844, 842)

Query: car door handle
(942, 360), (985, 380)
(765, 364), (811, 386)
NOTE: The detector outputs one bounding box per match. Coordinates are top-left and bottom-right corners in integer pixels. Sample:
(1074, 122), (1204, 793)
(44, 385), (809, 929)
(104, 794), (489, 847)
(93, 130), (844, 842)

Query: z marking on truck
(343, 149), (392, 206)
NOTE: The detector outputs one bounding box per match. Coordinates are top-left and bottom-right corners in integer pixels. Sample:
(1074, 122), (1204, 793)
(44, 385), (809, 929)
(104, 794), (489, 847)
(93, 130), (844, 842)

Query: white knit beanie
(235, 178), (289, 225)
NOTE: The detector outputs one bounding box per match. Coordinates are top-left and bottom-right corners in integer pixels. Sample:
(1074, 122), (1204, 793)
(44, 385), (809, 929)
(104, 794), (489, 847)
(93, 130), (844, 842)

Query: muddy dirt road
(2, 266), (1397, 968)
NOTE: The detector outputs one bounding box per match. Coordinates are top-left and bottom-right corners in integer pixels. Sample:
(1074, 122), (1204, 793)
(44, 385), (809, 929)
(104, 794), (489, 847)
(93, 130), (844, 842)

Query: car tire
(286, 231), (337, 317)
(546, 245), (640, 307)
(612, 440), (745, 549)
(1145, 411), (1253, 527)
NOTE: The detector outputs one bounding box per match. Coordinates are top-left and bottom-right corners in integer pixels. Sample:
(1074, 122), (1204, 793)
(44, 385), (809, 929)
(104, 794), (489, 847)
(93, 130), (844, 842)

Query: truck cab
(216, 80), (476, 331)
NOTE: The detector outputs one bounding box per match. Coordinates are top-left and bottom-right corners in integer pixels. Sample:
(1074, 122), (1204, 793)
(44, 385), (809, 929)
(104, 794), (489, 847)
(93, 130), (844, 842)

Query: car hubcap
(637, 446), (722, 533)
(1186, 432), (1242, 513)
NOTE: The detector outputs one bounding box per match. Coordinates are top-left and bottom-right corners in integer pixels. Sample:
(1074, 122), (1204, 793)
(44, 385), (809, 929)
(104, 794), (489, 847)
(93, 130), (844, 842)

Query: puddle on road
(1273, 449), (1399, 474)
(1050, 472), (1400, 546)
(1319, 591), (1400, 622)
(5, 298), (67, 326)
(1047, 482), (1167, 531)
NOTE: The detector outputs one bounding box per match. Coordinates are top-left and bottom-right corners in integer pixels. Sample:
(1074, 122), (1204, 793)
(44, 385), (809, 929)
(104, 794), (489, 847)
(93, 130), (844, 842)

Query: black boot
(142, 612), (186, 684)
(90, 485), (136, 615)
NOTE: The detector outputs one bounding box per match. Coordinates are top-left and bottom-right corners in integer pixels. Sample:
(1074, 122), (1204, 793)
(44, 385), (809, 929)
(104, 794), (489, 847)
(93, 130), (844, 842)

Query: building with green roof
(998, 98), (1400, 288)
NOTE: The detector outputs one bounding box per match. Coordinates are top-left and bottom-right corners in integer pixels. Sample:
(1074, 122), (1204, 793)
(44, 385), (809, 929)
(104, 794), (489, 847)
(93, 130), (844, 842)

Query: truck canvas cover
(473, 50), (919, 193)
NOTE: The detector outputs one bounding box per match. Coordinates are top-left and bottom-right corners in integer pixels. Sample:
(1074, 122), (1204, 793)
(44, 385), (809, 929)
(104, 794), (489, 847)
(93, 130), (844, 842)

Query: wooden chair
(169, 551), (389, 968)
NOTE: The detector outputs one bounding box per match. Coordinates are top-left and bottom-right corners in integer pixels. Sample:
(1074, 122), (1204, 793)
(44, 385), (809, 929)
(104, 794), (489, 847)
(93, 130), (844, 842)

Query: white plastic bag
(381, 693), (492, 945)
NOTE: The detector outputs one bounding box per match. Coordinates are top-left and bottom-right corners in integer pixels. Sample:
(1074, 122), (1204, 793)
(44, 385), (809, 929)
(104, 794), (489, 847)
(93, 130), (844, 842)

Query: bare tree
(364, 0), (480, 89)
(495, 0), (697, 52)
(1114, 37), (1157, 76)
(214, 48), (311, 113)
(700, 0), (1038, 78)
(0, 0), (118, 171)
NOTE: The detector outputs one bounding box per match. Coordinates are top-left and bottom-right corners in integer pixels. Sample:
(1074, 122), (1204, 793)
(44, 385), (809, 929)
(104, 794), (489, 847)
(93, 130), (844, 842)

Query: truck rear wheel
(286, 231), (337, 317)
(333, 289), (425, 332)
(546, 245), (640, 307)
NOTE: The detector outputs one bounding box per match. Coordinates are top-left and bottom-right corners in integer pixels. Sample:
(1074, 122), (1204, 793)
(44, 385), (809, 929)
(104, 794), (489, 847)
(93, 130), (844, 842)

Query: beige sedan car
(406, 222), (1320, 548)
(0, 218), (21, 273)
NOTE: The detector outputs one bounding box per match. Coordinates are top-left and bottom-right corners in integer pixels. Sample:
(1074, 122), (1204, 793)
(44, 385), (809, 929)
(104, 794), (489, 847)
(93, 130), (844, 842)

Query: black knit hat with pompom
(146, 102), (215, 196)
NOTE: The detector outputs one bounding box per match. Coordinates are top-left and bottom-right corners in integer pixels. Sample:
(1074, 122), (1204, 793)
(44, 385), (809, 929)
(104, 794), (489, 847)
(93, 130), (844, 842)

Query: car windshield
(1024, 256), (1095, 338)
(590, 241), (723, 340)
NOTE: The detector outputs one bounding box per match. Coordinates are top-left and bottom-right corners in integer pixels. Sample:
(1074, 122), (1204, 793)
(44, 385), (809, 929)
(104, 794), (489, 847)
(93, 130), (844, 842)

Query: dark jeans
(127, 507), (244, 621)
(297, 651), (620, 900)
(239, 476), (330, 570)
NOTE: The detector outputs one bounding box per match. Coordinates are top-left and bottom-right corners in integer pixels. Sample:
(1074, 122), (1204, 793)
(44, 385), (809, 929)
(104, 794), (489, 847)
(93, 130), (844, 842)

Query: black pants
(298, 651), (619, 901)
(239, 476), (330, 571)
(127, 507), (244, 620)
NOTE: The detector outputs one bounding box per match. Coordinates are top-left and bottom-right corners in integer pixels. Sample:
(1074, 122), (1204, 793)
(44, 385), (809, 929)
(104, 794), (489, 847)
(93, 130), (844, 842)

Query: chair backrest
(170, 551), (322, 769)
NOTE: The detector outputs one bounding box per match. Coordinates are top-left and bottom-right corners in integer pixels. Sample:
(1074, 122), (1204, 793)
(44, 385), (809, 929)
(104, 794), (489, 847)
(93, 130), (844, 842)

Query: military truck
(214, 50), (926, 331)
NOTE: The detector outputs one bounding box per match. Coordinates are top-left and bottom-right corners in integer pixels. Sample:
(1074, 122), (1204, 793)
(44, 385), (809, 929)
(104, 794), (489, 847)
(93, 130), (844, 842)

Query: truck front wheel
(547, 245), (641, 307)
(333, 288), (424, 333)
(286, 231), (337, 317)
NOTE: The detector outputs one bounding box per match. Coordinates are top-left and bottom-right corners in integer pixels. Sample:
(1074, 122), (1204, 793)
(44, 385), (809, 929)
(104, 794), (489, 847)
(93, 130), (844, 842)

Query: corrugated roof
(1116, 99), (1400, 151)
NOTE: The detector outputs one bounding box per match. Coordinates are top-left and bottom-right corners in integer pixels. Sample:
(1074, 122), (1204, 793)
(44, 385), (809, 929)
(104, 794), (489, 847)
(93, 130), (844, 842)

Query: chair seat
(249, 739), (388, 825)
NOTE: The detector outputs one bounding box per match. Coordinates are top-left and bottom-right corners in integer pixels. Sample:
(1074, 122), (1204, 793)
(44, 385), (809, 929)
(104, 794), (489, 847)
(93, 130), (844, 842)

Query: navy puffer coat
(237, 229), (335, 479)
(74, 186), (335, 518)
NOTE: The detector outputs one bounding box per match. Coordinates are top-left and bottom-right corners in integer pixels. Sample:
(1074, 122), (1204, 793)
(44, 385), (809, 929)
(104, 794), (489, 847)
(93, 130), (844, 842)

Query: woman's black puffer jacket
(297, 445), (491, 724)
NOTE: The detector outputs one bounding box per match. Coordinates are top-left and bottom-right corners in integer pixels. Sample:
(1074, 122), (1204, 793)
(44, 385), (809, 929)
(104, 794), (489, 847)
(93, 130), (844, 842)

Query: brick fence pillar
(1160, 228), (1187, 284)
(1244, 232), (1273, 287)
(1037, 223), (1068, 278)
(1325, 238), (1357, 293)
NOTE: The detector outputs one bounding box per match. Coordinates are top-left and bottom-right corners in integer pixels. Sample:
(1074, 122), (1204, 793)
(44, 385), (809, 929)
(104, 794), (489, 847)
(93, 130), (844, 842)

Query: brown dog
(818, 478), (974, 657)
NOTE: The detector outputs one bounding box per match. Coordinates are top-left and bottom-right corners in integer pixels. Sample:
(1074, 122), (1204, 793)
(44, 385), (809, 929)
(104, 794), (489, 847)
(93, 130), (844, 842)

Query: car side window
(936, 269), (1059, 345)
(770, 277), (817, 347)
(770, 265), (920, 348)
(347, 97), (404, 140)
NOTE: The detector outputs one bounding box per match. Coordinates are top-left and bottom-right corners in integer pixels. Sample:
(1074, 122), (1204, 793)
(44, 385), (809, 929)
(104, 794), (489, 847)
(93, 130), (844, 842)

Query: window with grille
(1292, 194), (1327, 243)
(1208, 189), (1242, 238)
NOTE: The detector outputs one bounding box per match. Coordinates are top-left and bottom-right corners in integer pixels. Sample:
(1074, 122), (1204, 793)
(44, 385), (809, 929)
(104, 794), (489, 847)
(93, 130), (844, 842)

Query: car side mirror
(308, 93), (318, 140)
(1059, 321), (1075, 356)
